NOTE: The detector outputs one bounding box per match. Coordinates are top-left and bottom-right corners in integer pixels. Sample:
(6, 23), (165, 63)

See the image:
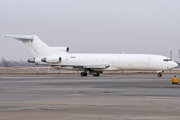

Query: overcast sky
(0, 0), (180, 61)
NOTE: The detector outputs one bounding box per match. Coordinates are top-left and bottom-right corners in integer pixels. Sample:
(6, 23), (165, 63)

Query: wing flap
(83, 64), (109, 69)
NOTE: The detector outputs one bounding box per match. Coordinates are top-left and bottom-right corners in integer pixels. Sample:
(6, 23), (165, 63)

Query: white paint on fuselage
(4, 34), (178, 75)
(36, 53), (177, 71)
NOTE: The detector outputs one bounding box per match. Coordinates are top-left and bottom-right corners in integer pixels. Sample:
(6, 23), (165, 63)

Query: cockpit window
(164, 58), (172, 61)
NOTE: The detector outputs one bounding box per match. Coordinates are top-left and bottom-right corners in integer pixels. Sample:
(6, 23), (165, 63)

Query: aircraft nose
(171, 62), (178, 68)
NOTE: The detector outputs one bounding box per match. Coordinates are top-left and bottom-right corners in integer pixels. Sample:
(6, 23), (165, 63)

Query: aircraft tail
(178, 49), (180, 58)
(4, 34), (69, 58)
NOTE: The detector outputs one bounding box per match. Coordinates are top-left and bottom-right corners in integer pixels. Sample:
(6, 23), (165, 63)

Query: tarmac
(0, 74), (180, 120)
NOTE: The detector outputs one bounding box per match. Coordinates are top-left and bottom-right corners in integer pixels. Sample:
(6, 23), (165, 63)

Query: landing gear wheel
(81, 72), (87, 77)
(93, 72), (99, 77)
(158, 73), (162, 77)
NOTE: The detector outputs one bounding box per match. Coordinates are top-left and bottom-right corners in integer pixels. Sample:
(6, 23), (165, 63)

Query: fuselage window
(71, 56), (76, 58)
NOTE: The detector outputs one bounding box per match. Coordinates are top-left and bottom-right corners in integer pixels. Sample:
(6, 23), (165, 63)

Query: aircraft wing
(51, 64), (110, 69)
(4, 34), (33, 41)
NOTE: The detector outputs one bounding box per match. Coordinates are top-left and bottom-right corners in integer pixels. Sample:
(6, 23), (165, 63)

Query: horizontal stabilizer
(4, 34), (33, 41)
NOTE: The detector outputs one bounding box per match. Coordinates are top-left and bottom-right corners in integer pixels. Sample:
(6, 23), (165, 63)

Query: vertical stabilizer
(22, 35), (49, 57)
(4, 34), (50, 57)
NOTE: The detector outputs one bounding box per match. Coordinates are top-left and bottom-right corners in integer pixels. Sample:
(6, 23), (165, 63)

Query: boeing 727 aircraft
(4, 34), (178, 77)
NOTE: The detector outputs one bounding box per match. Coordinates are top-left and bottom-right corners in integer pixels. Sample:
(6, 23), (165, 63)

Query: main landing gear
(80, 71), (102, 77)
(81, 72), (87, 77)
(93, 72), (99, 77)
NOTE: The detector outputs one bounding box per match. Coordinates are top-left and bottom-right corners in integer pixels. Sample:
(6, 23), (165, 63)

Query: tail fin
(4, 34), (69, 58)
(178, 49), (180, 58)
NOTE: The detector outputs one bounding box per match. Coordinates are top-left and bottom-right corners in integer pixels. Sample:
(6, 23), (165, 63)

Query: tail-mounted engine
(41, 56), (61, 63)
(28, 56), (62, 64)
(50, 47), (69, 53)
(27, 58), (35, 63)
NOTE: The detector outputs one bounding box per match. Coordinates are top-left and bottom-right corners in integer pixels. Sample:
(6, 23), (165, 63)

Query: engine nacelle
(41, 56), (61, 63)
(27, 58), (35, 63)
(50, 47), (69, 53)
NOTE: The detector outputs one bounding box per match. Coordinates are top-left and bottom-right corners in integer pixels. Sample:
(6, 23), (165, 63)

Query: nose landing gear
(157, 73), (162, 77)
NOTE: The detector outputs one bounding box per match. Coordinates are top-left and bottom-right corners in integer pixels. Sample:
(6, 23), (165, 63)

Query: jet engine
(27, 58), (35, 63)
(41, 56), (61, 63)
(50, 47), (69, 53)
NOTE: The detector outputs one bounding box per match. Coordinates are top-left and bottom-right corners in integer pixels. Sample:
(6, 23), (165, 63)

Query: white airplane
(4, 34), (178, 77)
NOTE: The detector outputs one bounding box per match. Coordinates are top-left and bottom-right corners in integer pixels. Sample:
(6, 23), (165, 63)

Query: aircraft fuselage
(35, 53), (177, 71)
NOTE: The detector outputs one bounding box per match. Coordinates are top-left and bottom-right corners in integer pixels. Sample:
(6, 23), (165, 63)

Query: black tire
(158, 73), (162, 77)
(81, 72), (83, 76)
(93, 73), (99, 77)
(81, 72), (87, 77)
